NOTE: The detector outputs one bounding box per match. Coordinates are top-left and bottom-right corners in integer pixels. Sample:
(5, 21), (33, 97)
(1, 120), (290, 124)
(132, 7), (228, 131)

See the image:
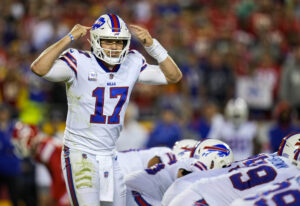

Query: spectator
(280, 44), (300, 120)
(201, 47), (235, 108)
(0, 104), (21, 206)
(189, 101), (223, 140)
(146, 106), (183, 148)
(268, 101), (300, 152)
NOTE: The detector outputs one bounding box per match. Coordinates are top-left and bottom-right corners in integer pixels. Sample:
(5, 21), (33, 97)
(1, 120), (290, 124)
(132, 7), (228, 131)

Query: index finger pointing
(129, 24), (143, 30)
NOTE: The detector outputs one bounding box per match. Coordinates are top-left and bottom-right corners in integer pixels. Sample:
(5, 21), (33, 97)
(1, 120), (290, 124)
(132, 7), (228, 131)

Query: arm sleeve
(137, 64), (168, 85)
(42, 59), (75, 82)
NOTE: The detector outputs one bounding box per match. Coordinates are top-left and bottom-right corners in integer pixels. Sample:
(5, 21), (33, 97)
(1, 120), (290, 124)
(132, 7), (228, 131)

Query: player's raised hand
(69, 24), (91, 40)
(129, 24), (153, 47)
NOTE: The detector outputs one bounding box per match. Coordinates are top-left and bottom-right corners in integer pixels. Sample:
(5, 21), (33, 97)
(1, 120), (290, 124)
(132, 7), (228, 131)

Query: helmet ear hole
(210, 161), (214, 169)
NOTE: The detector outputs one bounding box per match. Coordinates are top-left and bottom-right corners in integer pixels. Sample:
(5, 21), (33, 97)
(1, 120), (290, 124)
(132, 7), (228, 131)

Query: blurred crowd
(1, 0), (300, 205)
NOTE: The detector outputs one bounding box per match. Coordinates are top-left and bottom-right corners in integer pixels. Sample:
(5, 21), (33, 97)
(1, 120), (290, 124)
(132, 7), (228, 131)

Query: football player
(117, 147), (172, 175)
(12, 122), (70, 206)
(209, 98), (258, 160)
(117, 139), (198, 175)
(167, 133), (300, 206)
(125, 139), (233, 206)
(30, 14), (182, 206)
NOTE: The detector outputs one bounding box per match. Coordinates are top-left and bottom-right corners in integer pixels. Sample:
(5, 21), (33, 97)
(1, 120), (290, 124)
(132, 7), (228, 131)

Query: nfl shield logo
(109, 74), (114, 79)
(104, 171), (109, 178)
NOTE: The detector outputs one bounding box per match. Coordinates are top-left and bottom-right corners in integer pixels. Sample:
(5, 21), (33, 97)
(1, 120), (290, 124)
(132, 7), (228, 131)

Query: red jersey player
(12, 122), (70, 206)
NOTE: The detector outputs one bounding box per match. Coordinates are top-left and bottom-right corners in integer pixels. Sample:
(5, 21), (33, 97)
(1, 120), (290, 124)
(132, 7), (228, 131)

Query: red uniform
(35, 138), (70, 206)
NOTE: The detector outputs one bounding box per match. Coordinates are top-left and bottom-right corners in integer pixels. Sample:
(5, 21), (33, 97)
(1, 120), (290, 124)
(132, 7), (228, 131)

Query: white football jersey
(231, 175), (300, 206)
(163, 153), (298, 206)
(162, 162), (226, 206)
(213, 121), (257, 160)
(117, 147), (172, 175)
(183, 153), (299, 206)
(54, 48), (149, 154)
(125, 158), (207, 205)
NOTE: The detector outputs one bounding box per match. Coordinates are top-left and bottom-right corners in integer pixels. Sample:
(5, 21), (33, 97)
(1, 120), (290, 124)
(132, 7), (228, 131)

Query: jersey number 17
(90, 87), (129, 124)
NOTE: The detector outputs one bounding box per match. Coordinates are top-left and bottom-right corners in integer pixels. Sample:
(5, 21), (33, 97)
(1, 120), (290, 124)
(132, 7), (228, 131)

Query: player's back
(162, 161), (227, 206)
(193, 153), (299, 206)
(163, 153), (296, 206)
(117, 147), (172, 175)
(126, 158), (206, 204)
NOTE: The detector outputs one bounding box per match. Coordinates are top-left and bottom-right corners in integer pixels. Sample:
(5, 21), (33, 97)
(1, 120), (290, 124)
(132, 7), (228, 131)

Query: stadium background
(1, 0), (300, 205)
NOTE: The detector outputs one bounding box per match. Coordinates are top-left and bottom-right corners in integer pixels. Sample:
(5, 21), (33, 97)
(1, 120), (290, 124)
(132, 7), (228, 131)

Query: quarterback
(31, 14), (182, 206)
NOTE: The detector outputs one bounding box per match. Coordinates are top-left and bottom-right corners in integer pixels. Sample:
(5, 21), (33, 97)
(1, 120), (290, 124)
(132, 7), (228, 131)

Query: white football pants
(61, 146), (126, 206)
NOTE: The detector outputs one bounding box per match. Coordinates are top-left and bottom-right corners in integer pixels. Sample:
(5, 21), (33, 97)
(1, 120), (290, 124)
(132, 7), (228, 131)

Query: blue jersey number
(253, 190), (300, 206)
(272, 190), (300, 206)
(145, 163), (165, 175)
(230, 165), (277, 191)
(90, 87), (129, 124)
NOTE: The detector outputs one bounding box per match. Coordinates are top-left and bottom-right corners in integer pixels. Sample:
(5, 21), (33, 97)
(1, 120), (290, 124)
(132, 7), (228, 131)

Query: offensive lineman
(30, 14), (182, 206)
(125, 139), (233, 205)
(167, 133), (300, 206)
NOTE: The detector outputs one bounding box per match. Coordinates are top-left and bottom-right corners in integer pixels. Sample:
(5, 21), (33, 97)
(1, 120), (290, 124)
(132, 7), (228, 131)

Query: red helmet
(12, 122), (39, 156)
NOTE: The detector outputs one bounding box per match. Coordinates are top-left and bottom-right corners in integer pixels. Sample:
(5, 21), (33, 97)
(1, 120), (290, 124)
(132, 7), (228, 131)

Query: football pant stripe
(64, 146), (79, 206)
(131, 191), (152, 206)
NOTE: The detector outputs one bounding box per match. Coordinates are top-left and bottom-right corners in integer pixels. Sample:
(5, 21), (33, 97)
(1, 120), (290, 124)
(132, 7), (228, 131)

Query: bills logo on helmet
(178, 150), (189, 157)
(92, 17), (105, 30)
(193, 199), (208, 206)
(177, 146), (194, 158)
(202, 144), (231, 157)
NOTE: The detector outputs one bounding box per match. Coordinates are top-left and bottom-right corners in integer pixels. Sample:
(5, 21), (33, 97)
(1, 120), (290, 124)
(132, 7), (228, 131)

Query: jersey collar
(94, 55), (121, 73)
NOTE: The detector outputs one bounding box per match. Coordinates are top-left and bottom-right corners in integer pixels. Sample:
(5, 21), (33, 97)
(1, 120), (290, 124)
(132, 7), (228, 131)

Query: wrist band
(144, 39), (168, 63)
(68, 33), (74, 42)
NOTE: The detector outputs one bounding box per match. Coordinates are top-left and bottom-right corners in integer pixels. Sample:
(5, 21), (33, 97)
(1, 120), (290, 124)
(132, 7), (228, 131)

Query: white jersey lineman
(169, 153), (299, 206)
(231, 175), (300, 206)
(125, 158), (207, 206)
(162, 161), (230, 206)
(117, 147), (172, 175)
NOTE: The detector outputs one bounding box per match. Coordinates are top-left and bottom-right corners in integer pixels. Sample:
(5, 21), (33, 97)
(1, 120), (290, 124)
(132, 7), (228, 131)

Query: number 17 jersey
(57, 48), (147, 154)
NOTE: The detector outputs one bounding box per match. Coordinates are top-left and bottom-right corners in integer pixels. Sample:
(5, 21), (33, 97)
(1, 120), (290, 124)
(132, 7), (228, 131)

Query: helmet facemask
(90, 14), (131, 65)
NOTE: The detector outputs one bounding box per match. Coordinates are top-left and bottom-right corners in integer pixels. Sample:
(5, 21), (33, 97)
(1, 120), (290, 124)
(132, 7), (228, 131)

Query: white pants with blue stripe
(61, 146), (126, 206)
